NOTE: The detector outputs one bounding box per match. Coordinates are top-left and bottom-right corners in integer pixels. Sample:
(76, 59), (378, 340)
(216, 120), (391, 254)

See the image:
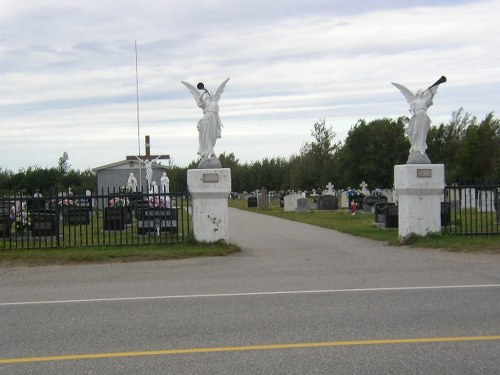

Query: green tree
(297, 119), (340, 190)
(427, 108), (470, 182)
(337, 118), (408, 188)
(58, 152), (70, 176)
(456, 112), (500, 183)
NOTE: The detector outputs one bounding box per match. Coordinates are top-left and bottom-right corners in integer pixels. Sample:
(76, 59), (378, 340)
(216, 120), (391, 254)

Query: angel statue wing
(391, 82), (415, 105)
(212, 77), (230, 101)
(181, 81), (202, 102)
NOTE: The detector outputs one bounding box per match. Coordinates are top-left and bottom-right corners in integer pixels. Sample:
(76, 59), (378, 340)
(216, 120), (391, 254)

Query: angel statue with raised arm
(181, 77), (230, 169)
(392, 76), (446, 164)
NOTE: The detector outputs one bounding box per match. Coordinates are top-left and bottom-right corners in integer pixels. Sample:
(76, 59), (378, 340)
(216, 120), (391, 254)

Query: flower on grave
(149, 197), (165, 208)
(346, 189), (364, 199)
(109, 197), (130, 207)
(119, 186), (133, 194)
(59, 199), (75, 206)
(370, 189), (386, 200)
(10, 201), (31, 233)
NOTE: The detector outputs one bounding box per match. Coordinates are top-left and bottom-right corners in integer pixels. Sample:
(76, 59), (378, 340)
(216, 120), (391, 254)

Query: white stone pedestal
(394, 164), (445, 241)
(187, 168), (231, 243)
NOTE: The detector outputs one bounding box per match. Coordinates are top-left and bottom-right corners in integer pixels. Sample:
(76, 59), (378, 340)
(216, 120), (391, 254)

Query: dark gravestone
(441, 202), (451, 226)
(137, 208), (178, 234)
(31, 210), (58, 236)
(27, 197), (46, 211)
(364, 195), (388, 212)
(374, 202), (396, 223)
(104, 207), (125, 230)
(247, 196), (257, 208)
(385, 205), (399, 228)
(496, 195), (500, 221)
(317, 195), (338, 210)
(296, 198), (309, 212)
(0, 215), (12, 238)
(63, 207), (90, 225)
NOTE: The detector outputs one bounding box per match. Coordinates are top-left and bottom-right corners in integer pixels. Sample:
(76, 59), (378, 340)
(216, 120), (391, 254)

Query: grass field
(0, 240), (240, 267)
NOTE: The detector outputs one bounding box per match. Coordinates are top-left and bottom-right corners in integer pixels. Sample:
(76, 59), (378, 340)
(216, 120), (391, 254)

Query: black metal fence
(0, 189), (191, 249)
(443, 185), (499, 236)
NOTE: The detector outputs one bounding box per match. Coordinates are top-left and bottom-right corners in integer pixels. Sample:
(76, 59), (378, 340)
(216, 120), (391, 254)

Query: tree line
(1, 108), (498, 195)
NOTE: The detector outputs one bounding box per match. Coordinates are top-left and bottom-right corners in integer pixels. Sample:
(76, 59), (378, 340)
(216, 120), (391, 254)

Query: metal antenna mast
(135, 41), (141, 155)
(135, 41), (142, 189)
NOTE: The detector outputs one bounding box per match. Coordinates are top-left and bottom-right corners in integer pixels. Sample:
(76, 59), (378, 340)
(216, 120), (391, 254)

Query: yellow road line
(1, 336), (500, 365)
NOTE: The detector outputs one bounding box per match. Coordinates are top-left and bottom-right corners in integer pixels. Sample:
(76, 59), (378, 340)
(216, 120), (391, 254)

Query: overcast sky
(1, 0), (499, 171)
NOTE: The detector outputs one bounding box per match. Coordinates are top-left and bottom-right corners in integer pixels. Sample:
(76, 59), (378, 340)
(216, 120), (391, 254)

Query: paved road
(1, 208), (499, 374)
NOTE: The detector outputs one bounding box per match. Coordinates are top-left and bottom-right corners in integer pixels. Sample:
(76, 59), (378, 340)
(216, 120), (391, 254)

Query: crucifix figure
(126, 135), (170, 191)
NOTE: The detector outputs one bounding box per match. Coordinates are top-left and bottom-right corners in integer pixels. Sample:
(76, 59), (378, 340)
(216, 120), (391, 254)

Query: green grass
(229, 199), (500, 253)
(0, 241), (241, 267)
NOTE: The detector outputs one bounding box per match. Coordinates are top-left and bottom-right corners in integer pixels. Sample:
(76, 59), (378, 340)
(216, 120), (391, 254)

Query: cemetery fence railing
(442, 184), (499, 236)
(0, 188), (192, 250)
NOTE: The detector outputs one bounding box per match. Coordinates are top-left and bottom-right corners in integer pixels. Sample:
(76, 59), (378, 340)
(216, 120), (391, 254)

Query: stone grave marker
(340, 191), (349, 208)
(461, 188), (477, 209)
(324, 182), (335, 195)
(359, 181), (370, 196)
(258, 187), (270, 210)
(479, 190), (495, 212)
(296, 197), (309, 212)
(317, 195), (338, 210)
(284, 194), (302, 212)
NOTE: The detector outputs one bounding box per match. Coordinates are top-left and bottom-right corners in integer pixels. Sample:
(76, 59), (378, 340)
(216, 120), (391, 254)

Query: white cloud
(0, 0), (499, 171)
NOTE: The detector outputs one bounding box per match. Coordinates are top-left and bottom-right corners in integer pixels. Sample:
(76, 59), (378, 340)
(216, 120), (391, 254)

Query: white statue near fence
(160, 172), (170, 193)
(181, 77), (230, 168)
(392, 76), (446, 164)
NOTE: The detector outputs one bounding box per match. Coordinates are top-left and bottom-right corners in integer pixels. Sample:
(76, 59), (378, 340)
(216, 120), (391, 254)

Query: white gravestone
(284, 194), (302, 212)
(461, 188), (477, 209)
(359, 181), (370, 196)
(324, 182), (335, 196)
(340, 191), (350, 208)
(479, 190), (495, 212)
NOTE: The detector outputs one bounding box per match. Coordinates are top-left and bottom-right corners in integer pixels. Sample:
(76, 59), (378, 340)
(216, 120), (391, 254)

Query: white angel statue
(181, 78), (230, 166)
(392, 77), (445, 163)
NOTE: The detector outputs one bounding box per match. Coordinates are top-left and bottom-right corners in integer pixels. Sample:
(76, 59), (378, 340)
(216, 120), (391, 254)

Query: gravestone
(364, 194), (388, 213)
(0, 212), (11, 238)
(461, 188), (477, 209)
(258, 187), (269, 210)
(359, 181), (370, 196)
(284, 194), (302, 212)
(447, 188), (461, 211)
(317, 195), (338, 210)
(497, 195), (500, 221)
(340, 191), (349, 208)
(137, 207), (178, 234)
(479, 190), (495, 212)
(104, 207), (127, 230)
(31, 210), (58, 236)
(382, 189), (395, 203)
(247, 196), (257, 208)
(385, 205), (399, 228)
(441, 202), (451, 226)
(374, 202), (396, 224)
(324, 182), (335, 196)
(296, 198), (309, 212)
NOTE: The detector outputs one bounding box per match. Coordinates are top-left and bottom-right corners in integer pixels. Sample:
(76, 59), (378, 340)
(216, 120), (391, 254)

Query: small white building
(93, 159), (169, 195)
